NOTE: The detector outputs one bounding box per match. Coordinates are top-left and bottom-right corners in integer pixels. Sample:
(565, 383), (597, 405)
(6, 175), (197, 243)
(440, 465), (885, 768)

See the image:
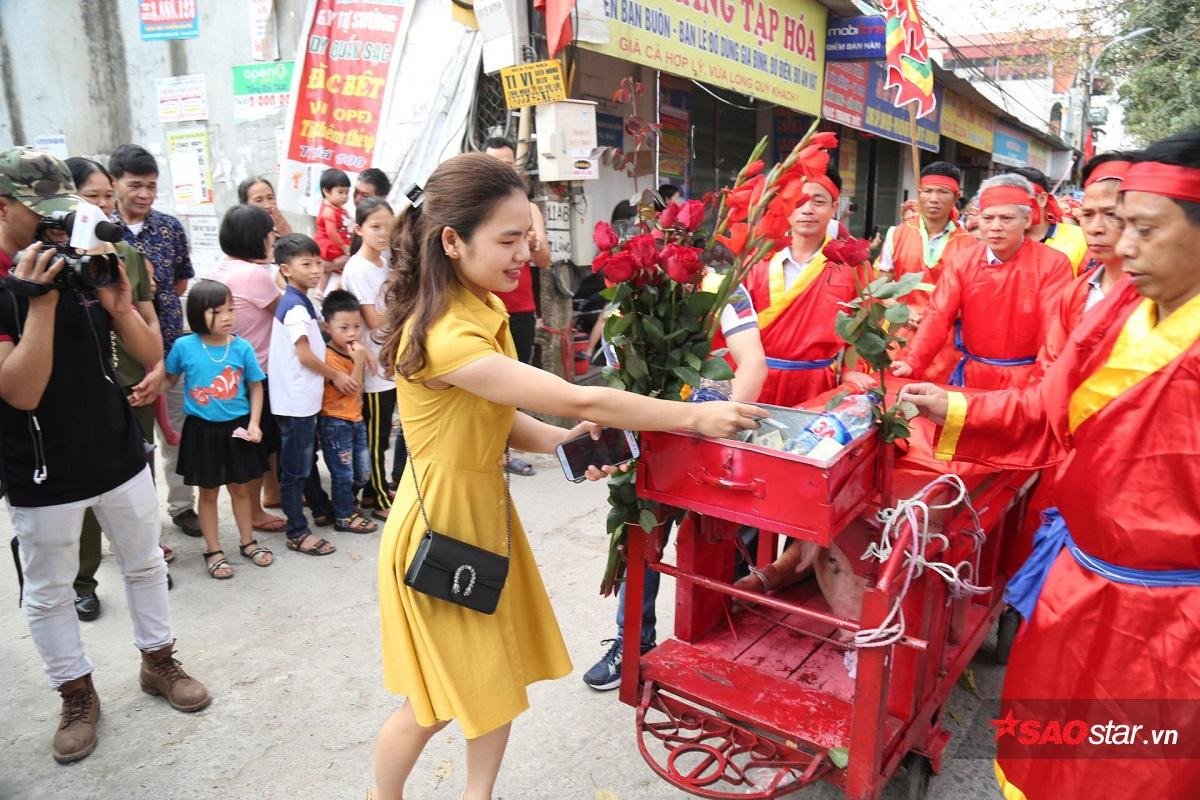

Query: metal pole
(1081, 27), (1153, 156)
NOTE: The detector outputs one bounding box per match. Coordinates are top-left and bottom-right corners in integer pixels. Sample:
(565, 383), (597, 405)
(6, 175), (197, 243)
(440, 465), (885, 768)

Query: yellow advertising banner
(582, 0), (827, 115)
(501, 60), (567, 108)
(940, 90), (996, 153)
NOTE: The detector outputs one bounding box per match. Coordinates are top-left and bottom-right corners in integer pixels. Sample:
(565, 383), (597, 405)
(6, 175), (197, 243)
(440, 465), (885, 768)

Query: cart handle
(690, 467), (765, 497)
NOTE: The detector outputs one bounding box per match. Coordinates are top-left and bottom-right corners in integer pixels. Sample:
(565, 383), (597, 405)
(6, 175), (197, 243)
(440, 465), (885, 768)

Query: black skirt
(177, 415), (269, 488)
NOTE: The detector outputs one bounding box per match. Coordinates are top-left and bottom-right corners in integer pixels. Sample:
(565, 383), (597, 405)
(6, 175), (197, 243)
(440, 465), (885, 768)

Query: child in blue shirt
(165, 279), (272, 579)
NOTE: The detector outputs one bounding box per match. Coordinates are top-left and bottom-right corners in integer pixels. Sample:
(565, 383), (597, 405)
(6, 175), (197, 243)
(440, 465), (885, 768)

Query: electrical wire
(689, 79), (771, 112)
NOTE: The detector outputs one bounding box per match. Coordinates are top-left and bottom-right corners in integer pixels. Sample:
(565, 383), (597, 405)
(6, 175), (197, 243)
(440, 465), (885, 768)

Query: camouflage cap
(0, 146), (82, 216)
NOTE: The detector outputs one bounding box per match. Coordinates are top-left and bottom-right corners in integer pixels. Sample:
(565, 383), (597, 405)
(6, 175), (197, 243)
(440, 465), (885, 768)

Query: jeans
(9, 467), (172, 687)
(318, 416), (369, 521)
(157, 379), (194, 518)
(276, 414), (319, 540)
(615, 567), (661, 648)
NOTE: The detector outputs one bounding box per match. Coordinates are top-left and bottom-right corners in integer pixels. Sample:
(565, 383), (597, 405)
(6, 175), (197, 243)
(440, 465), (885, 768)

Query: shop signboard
(1027, 138), (1051, 173)
(993, 123), (1031, 167)
(821, 60), (868, 129)
(825, 16), (885, 60)
(232, 61), (296, 122)
(140, 0), (199, 41)
(582, 0), (828, 115)
(863, 60), (940, 150)
(500, 60), (567, 108)
(940, 90), (995, 154)
(278, 0), (413, 214)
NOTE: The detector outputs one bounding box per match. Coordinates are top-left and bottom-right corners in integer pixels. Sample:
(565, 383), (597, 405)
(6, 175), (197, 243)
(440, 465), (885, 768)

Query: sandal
(335, 513), (378, 534)
(311, 512), (335, 528)
(370, 507), (390, 523)
(251, 514), (287, 533)
(286, 533), (336, 556)
(203, 550), (234, 580)
(239, 539), (274, 567)
(263, 500), (282, 509)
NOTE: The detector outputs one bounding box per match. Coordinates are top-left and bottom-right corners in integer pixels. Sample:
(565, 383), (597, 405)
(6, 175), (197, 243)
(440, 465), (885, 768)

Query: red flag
(535, 0), (574, 58)
(882, 0), (937, 118)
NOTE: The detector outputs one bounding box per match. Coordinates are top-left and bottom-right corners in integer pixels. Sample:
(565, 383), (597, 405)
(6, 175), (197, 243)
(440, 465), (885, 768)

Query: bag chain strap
(405, 443), (513, 558)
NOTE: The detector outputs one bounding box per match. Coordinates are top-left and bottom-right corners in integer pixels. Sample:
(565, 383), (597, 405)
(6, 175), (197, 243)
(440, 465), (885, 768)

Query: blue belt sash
(1005, 508), (1200, 619)
(948, 319), (1037, 386)
(766, 355), (837, 371)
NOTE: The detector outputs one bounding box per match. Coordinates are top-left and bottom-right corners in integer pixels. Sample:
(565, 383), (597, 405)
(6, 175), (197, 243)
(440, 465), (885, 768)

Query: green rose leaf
(624, 349), (650, 380)
(638, 509), (659, 534)
(700, 357), (735, 380)
(673, 365), (703, 386)
(856, 331), (887, 356)
(884, 303), (911, 325)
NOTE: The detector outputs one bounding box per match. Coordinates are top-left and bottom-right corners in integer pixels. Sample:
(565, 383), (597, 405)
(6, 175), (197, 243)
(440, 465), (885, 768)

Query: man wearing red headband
(901, 129), (1200, 799)
(1012, 166), (1090, 275)
(892, 174), (1072, 389)
(744, 167), (869, 406)
(876, 161), (974, 379)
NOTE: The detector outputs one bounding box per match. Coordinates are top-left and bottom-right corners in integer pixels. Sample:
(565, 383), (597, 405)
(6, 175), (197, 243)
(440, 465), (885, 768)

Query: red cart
(619, 389), (1035, 799)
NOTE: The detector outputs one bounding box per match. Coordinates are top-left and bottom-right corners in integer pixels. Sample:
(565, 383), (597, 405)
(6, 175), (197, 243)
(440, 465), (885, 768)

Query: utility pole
(1079, 27), (1153, 161)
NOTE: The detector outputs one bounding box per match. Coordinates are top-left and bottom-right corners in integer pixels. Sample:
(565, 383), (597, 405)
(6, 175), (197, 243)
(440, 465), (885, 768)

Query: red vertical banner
(279, 0), (412, 214)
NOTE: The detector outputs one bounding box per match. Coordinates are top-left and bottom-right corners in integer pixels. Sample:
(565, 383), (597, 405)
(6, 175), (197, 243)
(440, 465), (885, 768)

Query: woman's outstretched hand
(692, 402), (767, 438)
(563, 421), (632, 482)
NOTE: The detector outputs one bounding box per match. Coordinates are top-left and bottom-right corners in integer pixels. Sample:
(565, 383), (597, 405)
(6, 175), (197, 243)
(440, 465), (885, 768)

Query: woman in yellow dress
(372, 153), (766, 799)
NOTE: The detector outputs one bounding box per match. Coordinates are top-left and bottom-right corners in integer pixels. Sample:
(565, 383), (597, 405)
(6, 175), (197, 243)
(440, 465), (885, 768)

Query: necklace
(200, 336), (232, 363)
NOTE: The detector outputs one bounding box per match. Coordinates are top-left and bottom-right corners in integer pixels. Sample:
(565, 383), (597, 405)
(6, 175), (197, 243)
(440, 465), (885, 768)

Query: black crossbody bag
(403, 447), (512, 614)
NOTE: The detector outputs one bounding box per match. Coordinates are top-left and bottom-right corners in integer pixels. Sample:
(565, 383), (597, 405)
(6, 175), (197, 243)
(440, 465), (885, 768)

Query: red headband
(920, 175), (961, 194)
(1121, 162), (1200, 204)
(1083, 160), (1132, 188)
(1032, 184), (1063, 224)
(807, 175), (840, 204)
(980, 185), (1034, 213)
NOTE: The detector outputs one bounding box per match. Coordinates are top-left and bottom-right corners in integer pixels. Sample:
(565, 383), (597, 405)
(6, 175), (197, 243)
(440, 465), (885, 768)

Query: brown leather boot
(139, 642), (211, 712)
(53, 674), (100, 763)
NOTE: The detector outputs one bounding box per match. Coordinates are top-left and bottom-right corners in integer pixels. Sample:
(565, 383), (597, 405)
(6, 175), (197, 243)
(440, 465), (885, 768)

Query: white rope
(854, 474), (990, 649)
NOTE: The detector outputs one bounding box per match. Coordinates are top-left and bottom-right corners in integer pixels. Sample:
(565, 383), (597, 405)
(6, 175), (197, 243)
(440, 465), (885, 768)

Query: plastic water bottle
(689, 377), (732, 403)
(785, 393), (878, 455)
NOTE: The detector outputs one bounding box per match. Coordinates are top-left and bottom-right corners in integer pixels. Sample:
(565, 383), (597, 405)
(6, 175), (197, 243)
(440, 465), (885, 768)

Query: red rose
(658, 244), (703, 284)
(840, 237), (872, 265)
(676, 200), (707, 231)
(658, 201), (680, 229)
(822, 239), (846, 263)
(593, 221), (619, 251)
(627, 234), (658, 270)
(591, 251), (610, 275)
(601, 251), (637, 283)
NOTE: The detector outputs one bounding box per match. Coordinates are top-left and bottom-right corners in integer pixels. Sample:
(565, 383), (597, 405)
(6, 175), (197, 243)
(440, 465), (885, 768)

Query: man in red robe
(876, 162), (975, 379)
(893, 174), (1073, 389)
(1039, 152), (1137, 365)
(900, 130), (1200, 799)
(744, 168), (867, 406)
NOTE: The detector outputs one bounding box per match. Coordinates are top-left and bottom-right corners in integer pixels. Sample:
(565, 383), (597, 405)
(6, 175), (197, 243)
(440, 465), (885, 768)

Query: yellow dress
(378, 284), (571, 738)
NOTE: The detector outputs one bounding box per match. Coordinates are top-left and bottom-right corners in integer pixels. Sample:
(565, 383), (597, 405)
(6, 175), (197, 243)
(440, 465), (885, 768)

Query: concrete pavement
(0, 454), (1004, 799)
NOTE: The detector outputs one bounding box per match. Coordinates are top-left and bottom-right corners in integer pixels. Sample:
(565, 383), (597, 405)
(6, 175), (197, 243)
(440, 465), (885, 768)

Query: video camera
(6, 208), (125, 295)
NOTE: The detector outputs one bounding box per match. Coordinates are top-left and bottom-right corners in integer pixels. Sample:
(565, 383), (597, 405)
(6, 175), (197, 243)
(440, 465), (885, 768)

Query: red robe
(745, 248), (862, 407)
(887, 221), (975, 380)
(934, 278), (1200, 799)
(905, 238), (1073, 389)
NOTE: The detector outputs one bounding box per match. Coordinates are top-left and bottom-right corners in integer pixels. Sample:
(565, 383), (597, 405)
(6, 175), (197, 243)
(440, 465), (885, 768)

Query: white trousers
(9, 467), (172, 688)
(158, 378), (194, 517)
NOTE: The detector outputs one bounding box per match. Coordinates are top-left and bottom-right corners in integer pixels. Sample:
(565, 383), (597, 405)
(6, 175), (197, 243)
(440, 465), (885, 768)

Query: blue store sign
(992, 124), (1031, 167)
(826, 16), (886, 61)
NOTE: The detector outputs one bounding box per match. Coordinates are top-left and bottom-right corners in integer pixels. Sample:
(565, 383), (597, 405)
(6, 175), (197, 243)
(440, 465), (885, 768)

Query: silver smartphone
(556, 428), (640, 482)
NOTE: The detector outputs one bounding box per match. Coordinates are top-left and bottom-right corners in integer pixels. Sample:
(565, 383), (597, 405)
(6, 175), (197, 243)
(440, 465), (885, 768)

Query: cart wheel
(903, 753), (932, 800)
(995, 607), (1021, 665)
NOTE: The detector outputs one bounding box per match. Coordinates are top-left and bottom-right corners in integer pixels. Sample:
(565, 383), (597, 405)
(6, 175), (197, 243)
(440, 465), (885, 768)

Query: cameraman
(0, 147), (210, 765)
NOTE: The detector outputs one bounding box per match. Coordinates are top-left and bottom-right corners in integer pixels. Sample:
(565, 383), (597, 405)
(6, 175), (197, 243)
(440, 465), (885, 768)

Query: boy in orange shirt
(318, 290), (376, 533)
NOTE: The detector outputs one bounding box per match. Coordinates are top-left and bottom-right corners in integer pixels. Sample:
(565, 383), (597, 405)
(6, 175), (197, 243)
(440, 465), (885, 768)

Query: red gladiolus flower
(593, 221), (618, 251)
(658, 201), (680, 229)
(677, 200), (707, 231)
(810, 131), (839, 150)
(715, 223), (749, 256)
(795, 145), (831, 179)
(601, 251), (637, 283)
(741, 159), (765, 179)
(627, 234), (658, 270)
(658, 244), (704, 284)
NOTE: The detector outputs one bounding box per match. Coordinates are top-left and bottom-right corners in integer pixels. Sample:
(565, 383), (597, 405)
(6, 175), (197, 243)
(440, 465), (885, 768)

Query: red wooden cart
(619, 388), (1035, 799)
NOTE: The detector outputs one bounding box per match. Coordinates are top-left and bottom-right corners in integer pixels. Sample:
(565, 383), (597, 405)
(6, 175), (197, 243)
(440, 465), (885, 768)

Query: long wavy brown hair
(380, 152), (527, 379)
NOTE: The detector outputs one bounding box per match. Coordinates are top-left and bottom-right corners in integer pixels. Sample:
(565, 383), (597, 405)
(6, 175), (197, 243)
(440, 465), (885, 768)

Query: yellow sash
(1068, 291), (1200, 433)
(758, 243), (829, 331)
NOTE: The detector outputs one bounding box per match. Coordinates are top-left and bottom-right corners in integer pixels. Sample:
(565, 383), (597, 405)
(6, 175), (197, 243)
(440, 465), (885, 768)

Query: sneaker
(74, 592), (101, 622)
(582, 638), (653, 691)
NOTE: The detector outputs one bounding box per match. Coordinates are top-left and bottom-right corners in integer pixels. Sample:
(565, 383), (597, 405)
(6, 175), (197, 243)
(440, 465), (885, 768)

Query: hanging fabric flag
(535, 0), (575, 58)
(882, 0), (937, 118)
